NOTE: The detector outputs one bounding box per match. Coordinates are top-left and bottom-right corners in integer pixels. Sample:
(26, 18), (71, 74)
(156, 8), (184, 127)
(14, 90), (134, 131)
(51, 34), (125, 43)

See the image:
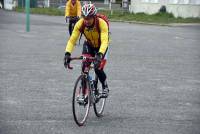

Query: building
(129, 0), (200, 18)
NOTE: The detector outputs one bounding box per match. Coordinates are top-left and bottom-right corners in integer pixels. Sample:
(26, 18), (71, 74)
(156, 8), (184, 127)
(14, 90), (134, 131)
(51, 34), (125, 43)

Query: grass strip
(15, 7), (200, 24)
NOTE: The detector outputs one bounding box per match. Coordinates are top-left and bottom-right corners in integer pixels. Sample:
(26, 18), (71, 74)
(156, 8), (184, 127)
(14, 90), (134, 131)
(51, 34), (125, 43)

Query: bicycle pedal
(77, 96), (88, 105)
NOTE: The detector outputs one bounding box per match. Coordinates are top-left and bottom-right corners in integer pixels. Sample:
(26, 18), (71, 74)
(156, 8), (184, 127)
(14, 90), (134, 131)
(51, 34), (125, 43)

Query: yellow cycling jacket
(65, 18), (109, 54)
(65, 0), (81, 17)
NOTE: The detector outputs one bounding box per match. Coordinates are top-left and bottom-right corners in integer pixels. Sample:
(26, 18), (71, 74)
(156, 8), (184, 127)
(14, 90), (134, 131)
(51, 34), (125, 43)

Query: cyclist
(65, 0), (81, 35)
(64, 3), (109, 98)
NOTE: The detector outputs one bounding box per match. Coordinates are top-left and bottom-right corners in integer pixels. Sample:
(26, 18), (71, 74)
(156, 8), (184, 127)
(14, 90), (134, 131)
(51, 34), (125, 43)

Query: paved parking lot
(0, 10), (200, 134)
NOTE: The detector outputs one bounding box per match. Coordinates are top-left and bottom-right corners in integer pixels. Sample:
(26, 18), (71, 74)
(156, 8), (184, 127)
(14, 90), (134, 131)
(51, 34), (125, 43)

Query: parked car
(37, 1), (44, 8)
(57, 5), (65, 11)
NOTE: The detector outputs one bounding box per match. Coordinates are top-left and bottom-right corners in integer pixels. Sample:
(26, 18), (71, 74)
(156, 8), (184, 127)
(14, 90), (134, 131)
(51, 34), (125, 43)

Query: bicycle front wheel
(93, 78), (106, 117)
(72, 75), (90, 126)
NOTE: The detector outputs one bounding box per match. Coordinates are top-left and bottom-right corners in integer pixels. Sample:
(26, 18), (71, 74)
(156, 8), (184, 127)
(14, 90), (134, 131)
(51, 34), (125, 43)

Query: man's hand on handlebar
(65, 16), (69, 23)
(66, 16), (79, 23)
(64, 52), (71, 68)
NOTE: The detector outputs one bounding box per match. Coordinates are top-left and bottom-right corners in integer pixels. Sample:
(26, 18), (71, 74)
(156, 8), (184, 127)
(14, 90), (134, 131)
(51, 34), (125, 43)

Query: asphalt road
(0, 10), (200, 134)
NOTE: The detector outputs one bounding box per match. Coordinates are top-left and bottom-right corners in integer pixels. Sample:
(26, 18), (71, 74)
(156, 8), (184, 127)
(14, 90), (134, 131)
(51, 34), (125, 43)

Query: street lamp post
(25, 0), (30, 32)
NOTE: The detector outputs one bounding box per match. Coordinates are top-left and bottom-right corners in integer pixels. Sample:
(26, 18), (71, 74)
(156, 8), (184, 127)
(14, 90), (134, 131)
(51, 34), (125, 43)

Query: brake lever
(67, 58), (73, 69)
(67, 63), (73, 70)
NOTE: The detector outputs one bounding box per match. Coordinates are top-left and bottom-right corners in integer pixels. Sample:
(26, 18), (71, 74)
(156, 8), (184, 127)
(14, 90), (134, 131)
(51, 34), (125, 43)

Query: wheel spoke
(72, 75), (90, 126)
(93, 78), (106, 117)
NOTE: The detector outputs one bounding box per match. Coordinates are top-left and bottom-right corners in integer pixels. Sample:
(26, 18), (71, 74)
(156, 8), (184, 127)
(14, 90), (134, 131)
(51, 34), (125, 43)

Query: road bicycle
(66, 55), (107, 126)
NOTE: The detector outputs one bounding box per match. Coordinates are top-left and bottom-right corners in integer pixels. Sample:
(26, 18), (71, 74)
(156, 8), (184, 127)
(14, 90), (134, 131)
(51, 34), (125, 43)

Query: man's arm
(77, 1), (82, 17)
(65, 1), (70, 17)
(99, 19), (109, 54)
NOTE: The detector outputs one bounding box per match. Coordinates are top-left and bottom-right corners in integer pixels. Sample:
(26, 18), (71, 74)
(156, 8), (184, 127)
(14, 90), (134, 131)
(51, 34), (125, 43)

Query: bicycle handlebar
(69, 16), (79, 21)
(67, 56), (96, 70)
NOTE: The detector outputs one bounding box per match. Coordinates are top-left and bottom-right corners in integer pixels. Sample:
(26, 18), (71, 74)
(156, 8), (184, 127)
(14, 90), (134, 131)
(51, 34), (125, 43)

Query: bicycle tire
(72, 75), (90, 126)
(93, 77), (106, 117)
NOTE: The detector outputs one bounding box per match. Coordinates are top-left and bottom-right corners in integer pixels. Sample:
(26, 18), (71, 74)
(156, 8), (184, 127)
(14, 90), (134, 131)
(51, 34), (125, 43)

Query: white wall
(130, 0), (200, 18)
(167, 4), (200, 18)
(4, 0), (13, 10)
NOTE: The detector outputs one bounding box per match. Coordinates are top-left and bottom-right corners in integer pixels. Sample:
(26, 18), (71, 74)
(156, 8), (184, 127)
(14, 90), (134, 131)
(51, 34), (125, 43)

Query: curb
(110, 19), (200, 27)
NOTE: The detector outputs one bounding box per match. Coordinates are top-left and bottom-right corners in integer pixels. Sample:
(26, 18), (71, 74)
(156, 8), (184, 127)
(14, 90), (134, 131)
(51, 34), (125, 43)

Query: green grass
(99, 10), (200, 24)
(15, 7), (64, 16)
(15, 7), (200, 24)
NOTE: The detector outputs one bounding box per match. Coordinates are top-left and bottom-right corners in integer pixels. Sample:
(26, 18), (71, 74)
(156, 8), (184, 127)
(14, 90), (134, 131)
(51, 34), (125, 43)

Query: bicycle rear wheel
(93, 77), (106, 117)
(72, 75), (90, 126)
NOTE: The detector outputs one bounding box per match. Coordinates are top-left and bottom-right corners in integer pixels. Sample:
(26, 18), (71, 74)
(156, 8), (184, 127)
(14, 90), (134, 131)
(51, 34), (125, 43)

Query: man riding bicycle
(65, 0), (81, 35)
(64, 3), (109, 98)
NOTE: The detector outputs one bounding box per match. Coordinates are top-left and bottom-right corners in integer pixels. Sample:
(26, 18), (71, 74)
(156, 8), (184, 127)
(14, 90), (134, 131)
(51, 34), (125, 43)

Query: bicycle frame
(67, 55), (107, 126)
(67, 55), (98, 103)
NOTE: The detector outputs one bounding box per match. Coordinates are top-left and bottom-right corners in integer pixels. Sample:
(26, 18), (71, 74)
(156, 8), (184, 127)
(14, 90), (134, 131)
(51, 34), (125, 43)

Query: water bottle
(88, 75), (92, 81)
(89, 75), (94, 89)
(89, 75), (96, 102)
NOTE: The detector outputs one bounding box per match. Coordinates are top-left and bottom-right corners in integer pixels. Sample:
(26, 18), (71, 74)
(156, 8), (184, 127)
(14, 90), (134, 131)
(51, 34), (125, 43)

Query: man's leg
(69, 18), (78, 36)
(69, 21), (73, 35)
(94, 48), (109, 98)
(94, 69), (107, 86)
(94, 68), (109, 98)
(81, 41), (93, 71)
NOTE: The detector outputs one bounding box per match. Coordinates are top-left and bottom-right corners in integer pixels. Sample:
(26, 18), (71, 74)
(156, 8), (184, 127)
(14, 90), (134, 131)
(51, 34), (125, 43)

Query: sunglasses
(82, 16), (94, 20)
